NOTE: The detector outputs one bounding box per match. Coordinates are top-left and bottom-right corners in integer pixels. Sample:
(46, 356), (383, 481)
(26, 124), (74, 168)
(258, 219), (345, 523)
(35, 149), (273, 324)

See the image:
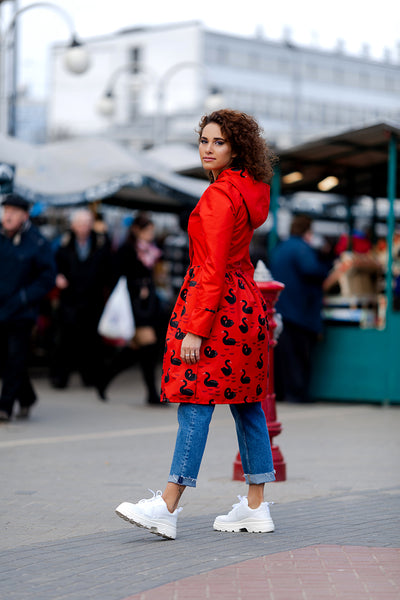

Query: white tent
(0, 135), (207, 211)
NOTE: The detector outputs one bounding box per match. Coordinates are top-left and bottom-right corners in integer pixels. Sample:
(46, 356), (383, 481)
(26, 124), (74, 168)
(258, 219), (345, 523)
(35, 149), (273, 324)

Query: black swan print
(256, 384), (263, 396)
(225, 289), (237, 304)
(175, 327), (186, 340)
(220, 315), (234, 327)
(180, 380), (194, 397)
(239, 317), (248, 333)
(223, 331), (236, 346)
(185, 369), (197, 382)
(204, 372), (219, 388)
(164, 368), (170, 383)
(204, 346), (218, 358)
(221, 360), (232, 376)
(258, 315), (266, 326)
(180, 289), (188, 301)
(257, 326), (266, 341)
(241, 300), (253, 314)
(170, 312), (178, 328)
(171, 350), (182, 366)
(256, 353), (264, 369)
(224, 388), (236, 400)
(242, 344), (252, 356)
(240, 369), (251, 384)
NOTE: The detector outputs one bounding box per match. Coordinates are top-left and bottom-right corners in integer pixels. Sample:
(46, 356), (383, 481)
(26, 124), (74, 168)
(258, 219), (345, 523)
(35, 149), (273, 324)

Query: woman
(116, 110), (277, 539)
(97, 213), (162, 404)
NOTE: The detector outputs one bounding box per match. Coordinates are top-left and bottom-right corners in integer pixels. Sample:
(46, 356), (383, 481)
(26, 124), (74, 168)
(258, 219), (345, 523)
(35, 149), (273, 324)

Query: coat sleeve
(0, 235), (56, 321)
(18, 236), (56, 308)
(186, 186), (236, 338)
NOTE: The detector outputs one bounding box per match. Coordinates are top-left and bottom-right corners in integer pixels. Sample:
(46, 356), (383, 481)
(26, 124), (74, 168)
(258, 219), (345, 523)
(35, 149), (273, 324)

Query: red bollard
(233, 279), (287, 482)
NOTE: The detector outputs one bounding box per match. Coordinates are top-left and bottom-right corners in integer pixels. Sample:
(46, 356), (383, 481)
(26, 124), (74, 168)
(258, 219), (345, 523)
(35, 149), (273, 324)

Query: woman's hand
(180, 333), (202, 364)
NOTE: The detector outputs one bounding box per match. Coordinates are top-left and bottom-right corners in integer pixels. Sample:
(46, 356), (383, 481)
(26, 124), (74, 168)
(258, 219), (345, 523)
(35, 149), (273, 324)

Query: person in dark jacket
(270, 214), (331, 403)
(50, 208), (112, 389)
(96, 213), (163, 404)
(0, 193), (56, 422)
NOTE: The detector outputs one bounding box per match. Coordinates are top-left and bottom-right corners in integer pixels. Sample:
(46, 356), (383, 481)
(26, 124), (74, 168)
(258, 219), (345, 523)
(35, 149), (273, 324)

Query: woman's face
(199, 122), (236, 179)
(134, 223), (154, 242)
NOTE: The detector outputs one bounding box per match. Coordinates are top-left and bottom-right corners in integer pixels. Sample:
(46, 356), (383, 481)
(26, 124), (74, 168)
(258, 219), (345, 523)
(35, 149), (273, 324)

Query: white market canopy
(0, 135), (208, 212)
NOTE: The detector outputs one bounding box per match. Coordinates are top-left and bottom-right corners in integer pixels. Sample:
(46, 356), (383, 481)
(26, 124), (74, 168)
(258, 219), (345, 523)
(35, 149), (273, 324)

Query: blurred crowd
(0, 195), (190, 421)
(1, 194), (399, 421)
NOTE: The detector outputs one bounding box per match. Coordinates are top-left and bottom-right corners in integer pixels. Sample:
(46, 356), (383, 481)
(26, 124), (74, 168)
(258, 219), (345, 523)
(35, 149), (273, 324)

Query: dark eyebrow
(200, 136), (226, 142)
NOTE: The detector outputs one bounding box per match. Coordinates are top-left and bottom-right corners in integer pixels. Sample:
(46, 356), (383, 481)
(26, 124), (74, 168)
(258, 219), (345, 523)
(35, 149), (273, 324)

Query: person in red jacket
(116, 110), (277, 539)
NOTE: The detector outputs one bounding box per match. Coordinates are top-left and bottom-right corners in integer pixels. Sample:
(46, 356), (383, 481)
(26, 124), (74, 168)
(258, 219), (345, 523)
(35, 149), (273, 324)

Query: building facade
(48, 21), (400, 149)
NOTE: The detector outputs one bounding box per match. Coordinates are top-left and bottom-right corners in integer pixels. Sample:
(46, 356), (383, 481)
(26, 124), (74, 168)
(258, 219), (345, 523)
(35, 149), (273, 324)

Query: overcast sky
(2, 0), (400, 98)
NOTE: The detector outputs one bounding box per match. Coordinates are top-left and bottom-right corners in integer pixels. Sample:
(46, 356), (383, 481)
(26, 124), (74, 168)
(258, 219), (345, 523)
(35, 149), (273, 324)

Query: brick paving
(0, 371), (399, 599)
(122, 546), (400, 600)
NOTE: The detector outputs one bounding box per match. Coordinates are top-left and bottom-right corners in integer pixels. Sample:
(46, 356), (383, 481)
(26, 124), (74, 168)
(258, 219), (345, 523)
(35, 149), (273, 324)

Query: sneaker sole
(213, 517), (275, 533)
(115, 507), (176, 540)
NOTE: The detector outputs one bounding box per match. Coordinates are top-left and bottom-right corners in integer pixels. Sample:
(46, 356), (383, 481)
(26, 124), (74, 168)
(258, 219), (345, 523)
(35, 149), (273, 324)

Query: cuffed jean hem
(168, 474), (197, 488)
(244, 471), (276, 485)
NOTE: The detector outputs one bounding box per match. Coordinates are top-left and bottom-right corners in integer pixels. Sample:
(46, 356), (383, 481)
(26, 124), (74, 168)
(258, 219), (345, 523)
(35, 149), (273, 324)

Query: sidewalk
(0, 368), (399, 600)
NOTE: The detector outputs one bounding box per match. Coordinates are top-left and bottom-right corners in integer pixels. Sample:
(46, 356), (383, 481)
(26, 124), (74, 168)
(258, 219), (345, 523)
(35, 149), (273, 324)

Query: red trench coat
(161, 168), (270, 405)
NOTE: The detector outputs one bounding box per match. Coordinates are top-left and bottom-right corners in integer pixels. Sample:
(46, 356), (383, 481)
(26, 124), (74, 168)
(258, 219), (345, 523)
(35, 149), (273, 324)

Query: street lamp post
(97, 60), (223, 146)
(96, 65), (149, 118)
(155, 61), (203, 144)
(154, 62), (225, 145)
(1, 1), (90, 137)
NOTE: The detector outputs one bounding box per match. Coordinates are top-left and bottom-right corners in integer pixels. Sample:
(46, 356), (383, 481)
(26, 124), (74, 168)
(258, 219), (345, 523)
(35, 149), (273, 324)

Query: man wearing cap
(0, 193), (56, 422)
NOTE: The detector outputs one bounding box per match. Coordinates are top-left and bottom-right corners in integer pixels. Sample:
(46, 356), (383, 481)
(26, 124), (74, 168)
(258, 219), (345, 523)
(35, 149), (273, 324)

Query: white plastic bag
(98, 276), (135, 341)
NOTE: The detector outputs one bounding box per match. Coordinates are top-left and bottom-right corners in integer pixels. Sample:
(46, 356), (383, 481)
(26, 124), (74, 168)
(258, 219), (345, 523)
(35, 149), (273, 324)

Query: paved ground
(0, 367), (399, 599)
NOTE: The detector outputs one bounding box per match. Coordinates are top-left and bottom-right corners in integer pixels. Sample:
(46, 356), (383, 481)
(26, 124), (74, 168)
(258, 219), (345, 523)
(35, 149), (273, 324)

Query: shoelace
(139, 489), (163, 504)
(139, 489), (183, 513)
(231, 495), (275, 509)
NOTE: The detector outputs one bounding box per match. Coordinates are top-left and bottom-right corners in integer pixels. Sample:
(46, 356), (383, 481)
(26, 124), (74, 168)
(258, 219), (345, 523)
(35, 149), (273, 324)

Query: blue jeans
(168, 402), (275, 487)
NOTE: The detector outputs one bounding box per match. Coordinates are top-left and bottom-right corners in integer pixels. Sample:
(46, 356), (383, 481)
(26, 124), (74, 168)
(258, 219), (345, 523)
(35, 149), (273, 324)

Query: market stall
(0, 134), (207, 212)
(275, 122), (400, 404)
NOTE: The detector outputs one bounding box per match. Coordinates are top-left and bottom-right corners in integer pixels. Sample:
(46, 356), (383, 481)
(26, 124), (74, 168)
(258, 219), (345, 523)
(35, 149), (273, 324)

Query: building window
(249, 52), (260, 69)
(385, 75), (395, 91)
(334, 67), (344, 83)
(359, 71), (370, 88)
(129, 46), (142, 74)
(307, 62), (318, 78)
(216, 45), (228, 64)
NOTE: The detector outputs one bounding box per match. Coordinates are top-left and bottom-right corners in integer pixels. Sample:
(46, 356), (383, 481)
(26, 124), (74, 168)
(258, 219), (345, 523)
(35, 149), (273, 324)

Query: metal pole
(385, 131), (398, 326)
(4, 0), (82, 137)
(268, 163), (280, 260)
(7, 0), (18, 136)
(156, 61), (204, 145)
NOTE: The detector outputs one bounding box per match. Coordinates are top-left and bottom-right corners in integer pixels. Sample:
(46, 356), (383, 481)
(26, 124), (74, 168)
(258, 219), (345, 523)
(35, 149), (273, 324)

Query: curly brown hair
(197, 109), (278, 183)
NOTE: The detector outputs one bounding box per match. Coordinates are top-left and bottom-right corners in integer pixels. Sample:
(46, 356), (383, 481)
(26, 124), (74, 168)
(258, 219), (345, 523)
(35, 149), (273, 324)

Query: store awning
(278, 121), (400, 199)
(0, 135), (207, 212)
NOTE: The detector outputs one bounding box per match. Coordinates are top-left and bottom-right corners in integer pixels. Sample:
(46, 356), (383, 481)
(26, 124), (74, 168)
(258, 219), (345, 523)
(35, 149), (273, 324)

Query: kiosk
(274, 123), (400, 405)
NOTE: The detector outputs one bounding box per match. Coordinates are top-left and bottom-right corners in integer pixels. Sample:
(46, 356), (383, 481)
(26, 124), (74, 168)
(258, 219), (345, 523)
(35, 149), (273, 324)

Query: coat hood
(217, 168), (270, 229)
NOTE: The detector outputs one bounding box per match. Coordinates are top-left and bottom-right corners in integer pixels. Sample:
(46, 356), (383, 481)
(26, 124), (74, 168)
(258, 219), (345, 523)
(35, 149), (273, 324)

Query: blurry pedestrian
(115, 109), (277, 540)
(50, 208), (112, 389)
(0, 193), (56, 422)
(270, 214), (331, 403)
(162, 208), (191, 305)
(97, 213), (162, 405)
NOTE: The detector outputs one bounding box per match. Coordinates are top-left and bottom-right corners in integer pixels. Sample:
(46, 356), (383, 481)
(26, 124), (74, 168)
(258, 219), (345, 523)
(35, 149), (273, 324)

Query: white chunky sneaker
(115, 489), (182, 540)
(213, 496), (275, 533)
